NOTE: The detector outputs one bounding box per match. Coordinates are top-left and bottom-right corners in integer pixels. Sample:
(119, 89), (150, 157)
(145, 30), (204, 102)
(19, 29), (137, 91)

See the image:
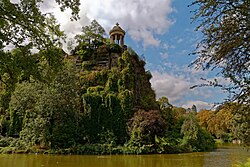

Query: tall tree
(75, 20), (106, 48)
(73, 20), (106, 61)
(0, 0), (80, 112)
(0, 45), (41, 111)
(190, 0), (250, 104)
(158, 97), (173, 110)
(0, 0), (80, 50)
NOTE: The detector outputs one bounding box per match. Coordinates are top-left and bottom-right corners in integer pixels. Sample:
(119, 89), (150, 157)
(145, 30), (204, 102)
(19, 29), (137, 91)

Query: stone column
(115, 34), (118, 44)
(117, 35), (120, 45)
(110, 35), (114, 44)
(121, 36), (124, 46)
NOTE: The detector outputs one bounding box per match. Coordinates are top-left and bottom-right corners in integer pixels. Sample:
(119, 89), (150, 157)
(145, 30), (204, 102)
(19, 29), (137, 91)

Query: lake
(0, 144), (249, 167)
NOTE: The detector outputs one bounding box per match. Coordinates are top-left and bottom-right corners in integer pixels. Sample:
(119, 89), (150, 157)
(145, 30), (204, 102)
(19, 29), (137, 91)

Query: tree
(232, 104), (250, 146)
(0, 0), (80, 112)
(197, 103), (249, 144)
(73, 20), (106, 61)
(196, 109), (215, 131)
(172, 106), (186, 122)
(75, 20), (106, 48)
(0, 46), (41, 112)
(128, 110), (166, 145)
(181, 113), (215, 151)
(8, 60), (81, 148)
(190, 0), (250, 104)
(157, 97), (174, 131)
(158, 97), (173, 110)
(0, 46), (66, 113)
(0, 0), (80, 50)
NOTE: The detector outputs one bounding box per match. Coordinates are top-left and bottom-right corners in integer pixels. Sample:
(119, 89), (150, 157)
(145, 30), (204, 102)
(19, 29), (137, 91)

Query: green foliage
(19, 111), (50, 148)
(119, 51), (157, 110)
(0, 45), (66, 113)
(0, 115), (9, 135)
(235, 158), (250, 167)
(154, 136), (179, 153)
(77, 47), (159, 147)
(190, 0), (249, 103)
(158, 97), (172, 110)
(233, 104), (250, 146)
(7, 60), (81, 149)
(118, 90), (134, 118)
(87, 86), (104, 94)
(55, 0), (80, 20)
(180, 113), (215, 152)
(158, 97), (175, 132)
(0, 0), (80, 49)
(181, 114), (200, 141)
(128, 110), (166, 145)
(109, 43), (122, 53)
(74, 20), (105, 52)
(39, 47), (65, 75)
(82, 91), (128, 144)
(82, 93), (106, 142)
(80, 70), (109, 90)
(105, 68), (119, 92)
(196, 102), (249, 146)
(0, 137), (15, 147)
(0, 14), (218, 154)
(190, 0), (250, 148)
(0, 46), (41, 111)
(76, 48), (92, 61)
(0, 0), (79, 114)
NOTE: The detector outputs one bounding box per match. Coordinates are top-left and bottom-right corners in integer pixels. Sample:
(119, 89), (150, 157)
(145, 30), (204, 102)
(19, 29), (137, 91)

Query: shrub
(128, 110), (166, 145)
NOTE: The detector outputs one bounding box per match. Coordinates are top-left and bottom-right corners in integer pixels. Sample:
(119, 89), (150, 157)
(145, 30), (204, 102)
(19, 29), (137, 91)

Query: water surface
(0, 144), (249, 167)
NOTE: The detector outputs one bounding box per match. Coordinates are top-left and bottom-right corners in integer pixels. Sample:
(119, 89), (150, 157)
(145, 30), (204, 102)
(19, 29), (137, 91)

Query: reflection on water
(203, 145), (249, 167)
(0, 144), (249, 167)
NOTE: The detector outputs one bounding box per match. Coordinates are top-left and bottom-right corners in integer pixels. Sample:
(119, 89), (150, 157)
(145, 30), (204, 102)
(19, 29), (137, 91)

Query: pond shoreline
(0, 144), (249, 167)
(0, 142), (248, 155)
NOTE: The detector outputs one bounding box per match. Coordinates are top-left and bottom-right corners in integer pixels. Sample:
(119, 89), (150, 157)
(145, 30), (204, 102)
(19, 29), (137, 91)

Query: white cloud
(150, 70), (225, 109)
(182, 65), (209, 77)
(150, 71), (191, 103)
(181, 100), (214, 111)
(160, 52), (169, 59)
(40, 0), (174, 47)
(177, 38), (183, 43)
(161, 42), (176, 50)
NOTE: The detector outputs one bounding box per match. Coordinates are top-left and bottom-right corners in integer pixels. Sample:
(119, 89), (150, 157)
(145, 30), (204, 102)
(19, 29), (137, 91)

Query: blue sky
(39, 0), (227, 110)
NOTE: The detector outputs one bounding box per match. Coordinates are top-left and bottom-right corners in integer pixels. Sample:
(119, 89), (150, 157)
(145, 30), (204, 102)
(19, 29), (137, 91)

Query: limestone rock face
(73, 23), (157, 111)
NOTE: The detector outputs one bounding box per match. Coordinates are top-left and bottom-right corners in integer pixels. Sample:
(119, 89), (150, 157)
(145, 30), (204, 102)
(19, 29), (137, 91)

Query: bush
(0, 137), (15, 147)
(128, 110), (166, 145)
(180, 113), (215, 152)
(8, 61), (81, 149)
(235, 159), (250, 167)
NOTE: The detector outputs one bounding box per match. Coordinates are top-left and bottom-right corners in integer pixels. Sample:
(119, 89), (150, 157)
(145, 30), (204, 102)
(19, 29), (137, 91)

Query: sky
(38, 0), (228, 111)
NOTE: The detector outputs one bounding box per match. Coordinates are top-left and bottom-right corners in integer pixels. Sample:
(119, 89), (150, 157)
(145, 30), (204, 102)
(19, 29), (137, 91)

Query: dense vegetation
(1, 0), (248, 155)
(0, 48), (215, 154)
(190, 0), (249, 147)
(197, 103), (249, 145)
(236, 158), (250, 167)
(0, 19), (217, 154)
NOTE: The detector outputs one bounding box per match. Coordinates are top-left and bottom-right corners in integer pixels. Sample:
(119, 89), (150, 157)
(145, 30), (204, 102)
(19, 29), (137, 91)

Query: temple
(74, 23), (127, 70)
(109, 23), (125, 46)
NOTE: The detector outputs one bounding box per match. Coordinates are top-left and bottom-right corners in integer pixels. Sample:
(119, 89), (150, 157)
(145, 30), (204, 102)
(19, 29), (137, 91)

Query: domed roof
(109, 23), (125, 35)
